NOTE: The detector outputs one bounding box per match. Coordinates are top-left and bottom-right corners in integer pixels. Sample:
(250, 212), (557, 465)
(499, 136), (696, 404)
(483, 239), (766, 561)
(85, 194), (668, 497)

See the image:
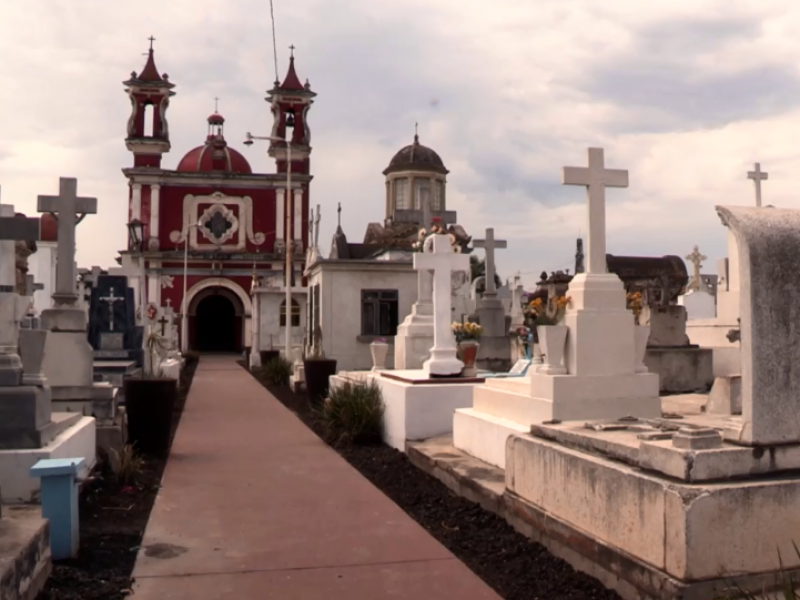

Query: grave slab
(0, 505), (51, 600)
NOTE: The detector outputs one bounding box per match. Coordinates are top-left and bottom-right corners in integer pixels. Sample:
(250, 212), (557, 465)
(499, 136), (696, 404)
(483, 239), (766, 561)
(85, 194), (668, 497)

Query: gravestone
(413, 234), (470, 377)
(679, 245), (716, 320)
(473, 228), (511, 371)
(88, 275), (142, 365)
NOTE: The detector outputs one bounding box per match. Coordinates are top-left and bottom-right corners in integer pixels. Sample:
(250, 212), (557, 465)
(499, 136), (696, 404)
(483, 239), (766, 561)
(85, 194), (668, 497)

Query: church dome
(383, 134), (448, 176)
(176, 113), (253, 174)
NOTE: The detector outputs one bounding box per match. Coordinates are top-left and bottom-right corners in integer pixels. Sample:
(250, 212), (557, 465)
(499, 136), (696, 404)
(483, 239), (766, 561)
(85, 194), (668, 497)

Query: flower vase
(537, 325), (568, 375)
(634, 325), (650, 373)
(370, 341), (389, 372)
(458, 340), (480, 377)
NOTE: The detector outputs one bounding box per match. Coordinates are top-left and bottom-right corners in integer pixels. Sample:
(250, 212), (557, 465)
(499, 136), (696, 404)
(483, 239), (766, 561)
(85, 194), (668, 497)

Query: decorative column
(275, 189), (285, 252)
(149, 184), (160, 249)
(249, 291), (261, 369)
(131, 183), (142, 221)
(293, 189), (303, 251)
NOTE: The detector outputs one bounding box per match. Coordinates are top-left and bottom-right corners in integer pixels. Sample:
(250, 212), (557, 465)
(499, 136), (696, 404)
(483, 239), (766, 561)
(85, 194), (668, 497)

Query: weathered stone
(672, 427), (723, 450)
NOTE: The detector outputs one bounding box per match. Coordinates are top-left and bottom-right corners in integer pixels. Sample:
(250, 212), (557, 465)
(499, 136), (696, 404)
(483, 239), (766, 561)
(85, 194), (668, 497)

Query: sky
(1, 0), (799, 289)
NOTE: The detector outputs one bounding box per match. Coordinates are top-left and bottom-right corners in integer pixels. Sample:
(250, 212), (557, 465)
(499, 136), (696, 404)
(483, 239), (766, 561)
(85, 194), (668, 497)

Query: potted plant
(370, 337), (389, 371)
(260, 334), (280, 365)
(627, 291), (650, 373)
(452, 321), (482, 377)
(123, 330), (178, 458)
(525, 295), (570, 375)
(303, 326), (337, 403)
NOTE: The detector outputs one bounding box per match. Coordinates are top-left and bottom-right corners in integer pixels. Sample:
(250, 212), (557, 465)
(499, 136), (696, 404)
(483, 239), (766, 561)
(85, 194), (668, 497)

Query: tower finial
(214, 96), (220, 112)
(337, 202), (342, 227)
(414, 122), (419, 143)
(289, 44), (295, 59)
(148, 35), (156, 51)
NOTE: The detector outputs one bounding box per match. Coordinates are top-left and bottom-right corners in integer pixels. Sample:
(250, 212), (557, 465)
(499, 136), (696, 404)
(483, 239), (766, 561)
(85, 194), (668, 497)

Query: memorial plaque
(100, 332), (124, 350)
(508, 358), (531, 376)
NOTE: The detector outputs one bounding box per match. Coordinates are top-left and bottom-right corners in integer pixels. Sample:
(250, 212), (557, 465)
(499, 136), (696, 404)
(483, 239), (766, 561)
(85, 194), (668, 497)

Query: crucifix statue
(100, 287), (124, 331)
(473, 228), (507, 298)
(747, 162), (768, 208)
(157, 315), (170, 336)
(562, 148), (628, 275)
(685, 245), (707, 292)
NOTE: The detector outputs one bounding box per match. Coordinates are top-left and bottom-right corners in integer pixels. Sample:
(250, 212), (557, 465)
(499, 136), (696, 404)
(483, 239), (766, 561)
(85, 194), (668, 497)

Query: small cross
(157, 315), (170, 336)
(214, 96), (220, 112)
(337, 202), (342, 227)
(100, 287), (124, 331)
(148, 36), (156, 50)
(165, 298), (172, 308)
(562, 148), (628, 275)
(314, 204), (321, 247)
(747, 162), (769, 208)
(473, 228), (508, 297)
(289, 44), (295, 58)
(415, 122), (419, 140)
(685, 245), (707, 292)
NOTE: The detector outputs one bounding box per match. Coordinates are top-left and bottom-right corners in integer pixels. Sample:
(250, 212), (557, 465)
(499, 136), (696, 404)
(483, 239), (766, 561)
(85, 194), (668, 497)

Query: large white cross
(37, 178), (98, 305)
(747, 162), (768, 208)
(473, 228), (507, 297)
(413, 234), (470, 376)
(100, 287), (124, 331)
(562, 148), (628, 275)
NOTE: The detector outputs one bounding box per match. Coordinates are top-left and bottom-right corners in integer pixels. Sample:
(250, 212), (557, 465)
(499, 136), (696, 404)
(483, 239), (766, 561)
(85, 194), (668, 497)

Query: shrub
(110, 444), (145, 487)
(260, 356), (293, 387)
(317, 379), (384, 446)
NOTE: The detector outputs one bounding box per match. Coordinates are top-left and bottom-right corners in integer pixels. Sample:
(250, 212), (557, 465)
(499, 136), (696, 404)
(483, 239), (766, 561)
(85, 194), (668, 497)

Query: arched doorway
(189, 287), (243, 353)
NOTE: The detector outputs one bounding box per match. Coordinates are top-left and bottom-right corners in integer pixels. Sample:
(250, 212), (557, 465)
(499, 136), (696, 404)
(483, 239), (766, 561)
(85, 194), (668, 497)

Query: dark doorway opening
(194, 293), (238, 352)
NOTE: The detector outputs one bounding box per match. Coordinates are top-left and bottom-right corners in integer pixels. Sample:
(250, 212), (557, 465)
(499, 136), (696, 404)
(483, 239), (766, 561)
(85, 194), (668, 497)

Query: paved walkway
(132, 355), (501, 599)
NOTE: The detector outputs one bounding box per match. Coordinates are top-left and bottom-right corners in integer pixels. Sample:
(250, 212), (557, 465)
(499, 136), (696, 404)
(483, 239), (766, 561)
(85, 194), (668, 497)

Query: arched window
(414, 179), (430, 210)
(394, 178), (409, 210)
(143, 103), (154, 137)
(433, 180), (445, 211)
(280, 298), (300, 327)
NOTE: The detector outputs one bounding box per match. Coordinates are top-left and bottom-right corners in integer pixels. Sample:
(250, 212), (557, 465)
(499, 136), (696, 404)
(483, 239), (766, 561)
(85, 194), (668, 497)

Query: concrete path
(132, 355), (501, 599)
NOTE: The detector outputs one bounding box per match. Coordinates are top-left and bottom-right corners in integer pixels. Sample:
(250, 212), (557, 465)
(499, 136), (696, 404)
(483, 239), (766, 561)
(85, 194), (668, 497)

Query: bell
(285, 111), (296, 128)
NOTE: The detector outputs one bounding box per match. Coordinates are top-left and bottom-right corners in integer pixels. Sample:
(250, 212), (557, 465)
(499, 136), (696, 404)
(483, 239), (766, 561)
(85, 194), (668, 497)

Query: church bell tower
(123, 37), (176, 168)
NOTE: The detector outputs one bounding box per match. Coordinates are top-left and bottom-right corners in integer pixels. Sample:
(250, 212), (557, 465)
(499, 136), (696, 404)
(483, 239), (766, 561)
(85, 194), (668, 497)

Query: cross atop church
(685, 245), (707, 291)
(37, 177), (97, 305)
(289, 44), (295, 58)
(337, 202), (342, 227)
(473, 228), (507, 297)
(148, 35), (156, 50)
(747, 162), (768, 207)
(562, 148), (628, 275)
(214, 96), (220, 112)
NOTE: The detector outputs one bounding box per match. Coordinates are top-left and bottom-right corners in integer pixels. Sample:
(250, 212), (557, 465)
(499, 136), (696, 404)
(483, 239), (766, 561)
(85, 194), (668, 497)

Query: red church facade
(120, 44), (315, 352)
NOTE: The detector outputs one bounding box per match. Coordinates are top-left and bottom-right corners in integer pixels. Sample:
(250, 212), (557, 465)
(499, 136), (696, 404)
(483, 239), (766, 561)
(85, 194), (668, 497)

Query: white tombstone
(679, 245), (717, 320)
(413, 235), (469, 377)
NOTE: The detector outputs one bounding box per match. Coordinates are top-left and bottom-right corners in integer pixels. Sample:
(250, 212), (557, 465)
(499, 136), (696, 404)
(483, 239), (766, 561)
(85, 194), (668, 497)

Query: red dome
(176, 139), (252, 174)
(208, 113), (225, 125)
(40, 213), (58, 242)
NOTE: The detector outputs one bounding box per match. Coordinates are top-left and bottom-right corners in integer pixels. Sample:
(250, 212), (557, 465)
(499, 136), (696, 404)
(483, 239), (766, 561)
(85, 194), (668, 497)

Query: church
(119, 43), (314, 353)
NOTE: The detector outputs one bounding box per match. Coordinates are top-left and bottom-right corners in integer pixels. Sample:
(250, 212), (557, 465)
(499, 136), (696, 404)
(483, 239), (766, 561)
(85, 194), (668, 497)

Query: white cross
(473, 228), (507, 297)
(165, 298), (172, 308)
(37, 178), (98, 305)
(100, 287), (124, 331)
(413, 234), (470, 376)
(562, 148), (628, 274)
(747, 162), (768, 208)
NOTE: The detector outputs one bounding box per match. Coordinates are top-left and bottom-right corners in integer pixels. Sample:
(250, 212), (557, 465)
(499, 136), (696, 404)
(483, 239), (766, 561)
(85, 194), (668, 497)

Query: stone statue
(14, 214), (37, 296)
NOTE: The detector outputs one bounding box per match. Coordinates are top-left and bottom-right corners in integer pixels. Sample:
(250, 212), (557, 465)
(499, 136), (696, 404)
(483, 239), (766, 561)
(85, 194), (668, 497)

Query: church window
(394, 178), (409, 210)
(280, 298), (300, 327)
(414, 179), (430, 210)
(433, 180), (445, 211)
(143, 103), (154, 137)
(361, 290), (399, 336)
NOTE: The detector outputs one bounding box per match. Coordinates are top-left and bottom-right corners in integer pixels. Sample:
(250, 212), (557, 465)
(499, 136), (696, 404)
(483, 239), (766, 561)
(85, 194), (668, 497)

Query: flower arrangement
(412, 223), (463, 253)
(524, 295), (571, 327)
(626, 291), (643, 325)
(514, 325), (533, 358)
(452, 321), (483, 343)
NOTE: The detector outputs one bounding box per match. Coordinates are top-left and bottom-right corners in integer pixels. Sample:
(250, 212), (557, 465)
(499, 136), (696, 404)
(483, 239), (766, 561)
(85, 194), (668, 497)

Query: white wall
(29, 241), (57, 315)
(256, 291), (307, 351)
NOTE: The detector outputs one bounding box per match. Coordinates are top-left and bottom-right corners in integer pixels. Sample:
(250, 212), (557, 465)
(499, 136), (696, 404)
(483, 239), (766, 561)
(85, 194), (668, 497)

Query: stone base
(0, 505), (51, 600)
(0, 386), (52, 449)
(330, 370), (481, 451)
(394, 305), (433, 370)
(93, 360), (138, 392)
(505, 430), (800, 598)
(97, 409), (128, 461)
(453, 408), (528, 469)
(51, 383), (116, 418)
(643, 347), (713, 393)
(706, 375), (741, 415)
(475, 335), (512, 373)
(0, 415), (96, 504)
(40, 329), (94, 389)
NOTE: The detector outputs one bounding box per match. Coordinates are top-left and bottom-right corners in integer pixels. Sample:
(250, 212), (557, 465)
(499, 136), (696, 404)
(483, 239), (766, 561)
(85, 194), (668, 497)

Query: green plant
(143, 329), (170, 378)
(717, 543), (800, 599)
(317, 379), (385, 445)
(110, 444), (145, 487)
(260, 356), (293, 387)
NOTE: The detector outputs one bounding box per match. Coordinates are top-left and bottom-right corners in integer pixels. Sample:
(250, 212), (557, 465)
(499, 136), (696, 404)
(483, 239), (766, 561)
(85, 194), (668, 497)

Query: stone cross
(37, 178), (98, 306)
(157, 314), (169, 336)
(314, 204), (321, 248)
(473, 228), (507, 297)
(562, 148), (628, 274)
(747, 162), (768, 208)
(25, 275), (44, 298)
(413, 234), (470, 376)
(100, 287), (124, 331)
(685, 245), (707, 291)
